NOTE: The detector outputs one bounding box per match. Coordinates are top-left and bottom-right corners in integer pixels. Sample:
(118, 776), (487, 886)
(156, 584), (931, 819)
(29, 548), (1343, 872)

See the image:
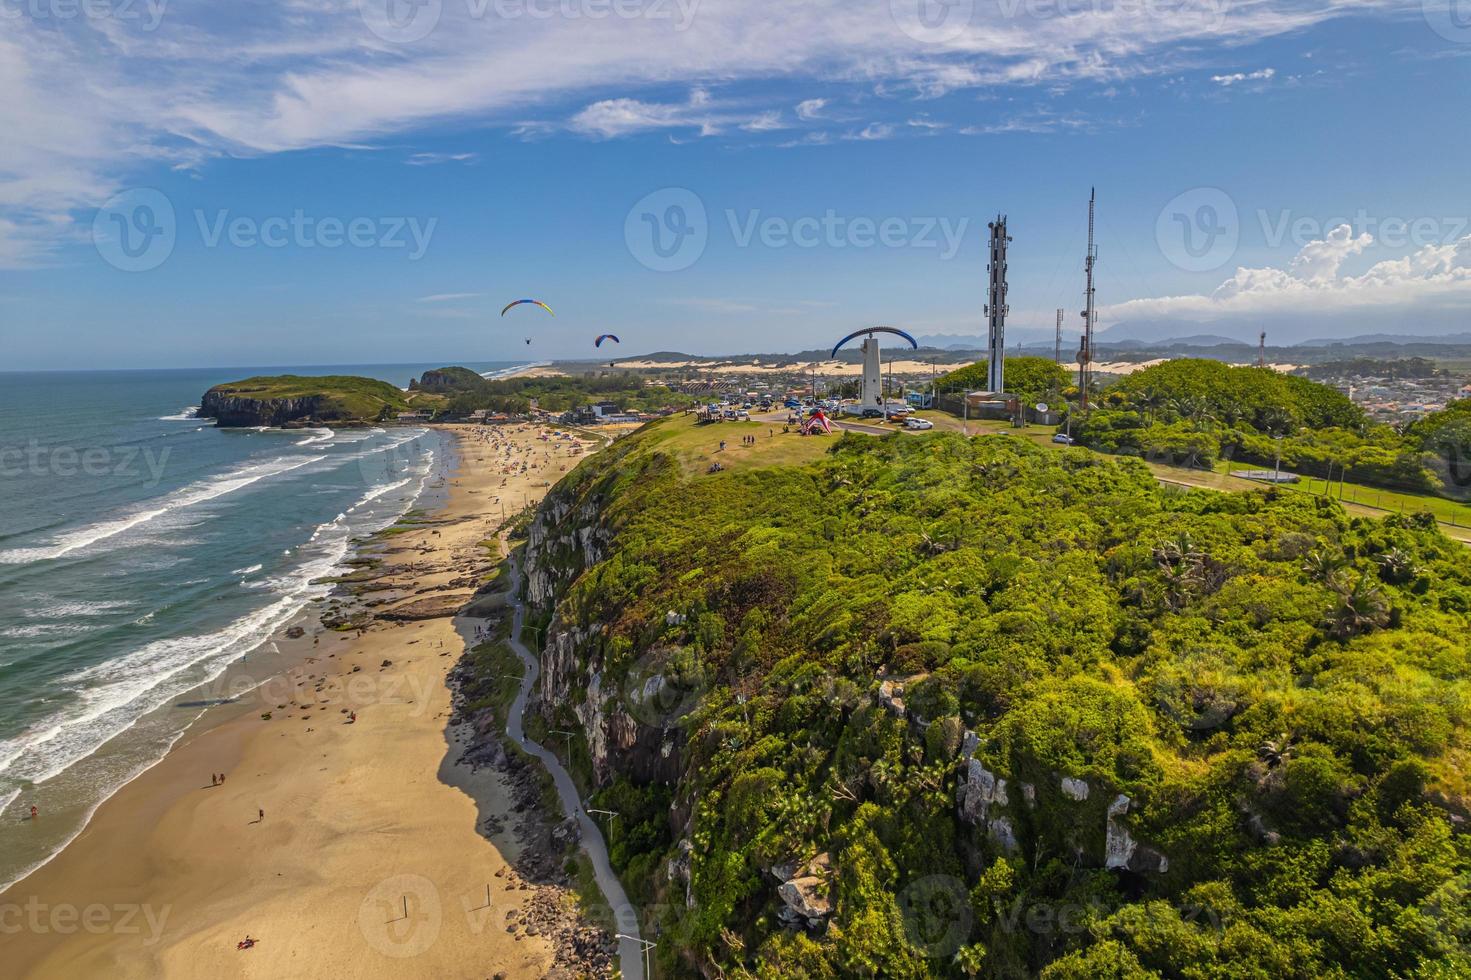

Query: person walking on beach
(30, 804), (38, 821)
(258, 808), (264, 822)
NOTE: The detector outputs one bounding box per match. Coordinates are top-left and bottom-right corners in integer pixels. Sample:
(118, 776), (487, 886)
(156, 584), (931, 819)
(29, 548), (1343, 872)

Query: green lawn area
(1222, 460), (1471, 527)
(631, 412), (834, 476)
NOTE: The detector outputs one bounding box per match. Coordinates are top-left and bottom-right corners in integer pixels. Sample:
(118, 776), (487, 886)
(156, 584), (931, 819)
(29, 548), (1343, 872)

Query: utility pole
(1054, 308), (1064, 365)
(985, 215), (1011, 394)
(616, 935), (656, 980)
(1080, 188), (1098, 411)
(1258, 330), (1267, 369)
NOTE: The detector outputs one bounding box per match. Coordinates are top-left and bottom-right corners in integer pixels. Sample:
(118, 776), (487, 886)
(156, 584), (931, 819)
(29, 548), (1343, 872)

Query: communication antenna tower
(1080, 188), (1098, 410)
(985, 215), (1012, 393)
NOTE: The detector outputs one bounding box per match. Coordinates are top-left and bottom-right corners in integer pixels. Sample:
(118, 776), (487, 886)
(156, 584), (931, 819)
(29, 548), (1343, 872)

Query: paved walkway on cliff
(501, 552), (646, 980)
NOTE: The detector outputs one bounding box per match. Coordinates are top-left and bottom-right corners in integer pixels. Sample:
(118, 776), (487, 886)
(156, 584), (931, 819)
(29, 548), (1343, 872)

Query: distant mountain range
(918, 328), (1471, 355)
(1096, 319), (1471, 347)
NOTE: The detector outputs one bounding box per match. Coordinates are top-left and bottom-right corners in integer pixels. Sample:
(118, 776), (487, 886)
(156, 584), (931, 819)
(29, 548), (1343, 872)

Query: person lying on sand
(237, 936), (258, 950)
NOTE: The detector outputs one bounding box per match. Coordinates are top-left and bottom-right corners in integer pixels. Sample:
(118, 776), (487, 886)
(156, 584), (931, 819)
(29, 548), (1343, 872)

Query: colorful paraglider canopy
(594, 334), (621, 348)
(830, 326), (918, 359)
(501, 299), (555, 317)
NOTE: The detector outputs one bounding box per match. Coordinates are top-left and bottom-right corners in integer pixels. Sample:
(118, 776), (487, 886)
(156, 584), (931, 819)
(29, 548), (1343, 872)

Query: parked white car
(904, 418), (934, 430)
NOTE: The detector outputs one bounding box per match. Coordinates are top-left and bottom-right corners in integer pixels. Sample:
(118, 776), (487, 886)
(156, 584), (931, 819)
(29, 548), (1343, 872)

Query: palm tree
(1257, 733), (1295, 768)
(1375, 548), (1419, 585)
(1139, 387), (1166, 425)
(1259, 407), (1297, 438)
(1327, 575), (1391, 639)
(1153, 533), (1207, 610)
(1301, 547), (1347, 584)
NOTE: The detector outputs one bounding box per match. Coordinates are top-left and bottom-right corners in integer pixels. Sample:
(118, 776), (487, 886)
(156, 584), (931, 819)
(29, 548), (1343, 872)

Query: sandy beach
(0, 423), (602, 979)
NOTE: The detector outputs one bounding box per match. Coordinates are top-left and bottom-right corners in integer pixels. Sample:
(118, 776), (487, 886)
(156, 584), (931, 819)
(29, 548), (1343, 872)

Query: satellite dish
(1036, 403), (1049, 414)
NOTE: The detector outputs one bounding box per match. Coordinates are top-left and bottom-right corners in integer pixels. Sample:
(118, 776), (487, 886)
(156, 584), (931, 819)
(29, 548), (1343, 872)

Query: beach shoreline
(0, 423), (603, 979)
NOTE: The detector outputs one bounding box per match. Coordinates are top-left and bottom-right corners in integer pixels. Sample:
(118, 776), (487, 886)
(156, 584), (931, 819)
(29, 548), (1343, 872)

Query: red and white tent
(802, 410), (833, 435)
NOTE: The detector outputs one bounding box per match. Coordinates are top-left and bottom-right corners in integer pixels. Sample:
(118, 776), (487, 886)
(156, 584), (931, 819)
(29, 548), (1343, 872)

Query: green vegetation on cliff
(200, 374), (409, 426)
(531, 415), (1471, 978)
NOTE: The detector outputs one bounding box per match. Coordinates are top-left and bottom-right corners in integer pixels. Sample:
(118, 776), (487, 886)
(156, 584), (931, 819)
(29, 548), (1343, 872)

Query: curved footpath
(497, 553), (645, 980)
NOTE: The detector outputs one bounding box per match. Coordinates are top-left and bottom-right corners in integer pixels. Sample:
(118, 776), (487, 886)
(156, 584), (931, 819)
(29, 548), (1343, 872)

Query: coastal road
(500, 553), (646, 980)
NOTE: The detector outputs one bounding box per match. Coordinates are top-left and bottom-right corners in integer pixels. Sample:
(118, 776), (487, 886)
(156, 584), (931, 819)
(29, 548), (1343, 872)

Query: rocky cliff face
(523, 481), (685, 786)
(199, 390), (333, 427)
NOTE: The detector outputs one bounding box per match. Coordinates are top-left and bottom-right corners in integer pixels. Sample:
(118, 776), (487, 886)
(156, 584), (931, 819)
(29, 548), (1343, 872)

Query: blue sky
(3, 0), (1470, 369)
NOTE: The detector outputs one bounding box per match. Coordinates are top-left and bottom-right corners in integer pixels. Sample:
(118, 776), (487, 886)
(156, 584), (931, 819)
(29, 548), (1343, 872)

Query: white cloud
(1103, 227), (1471, 341)
(418, 292), (483, 303)
(567, 89), (736, 138)
(958, 110), (1094, 135)
(1286, 223), (1372, 282)
(742, 110), (786, 132)
(907, 116), (948, 132)
(795, 98), (828, 121)
(847, 123), (894, 140)
(406, 152), (478, 166)
(1211, 67), (1277, 86)
(0, 0), (1409, 264)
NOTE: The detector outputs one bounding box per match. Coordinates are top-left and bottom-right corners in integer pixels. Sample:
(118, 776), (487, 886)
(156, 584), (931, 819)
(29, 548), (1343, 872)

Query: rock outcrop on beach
(447, 683), (618, 979)
(199, 374), (410, 427)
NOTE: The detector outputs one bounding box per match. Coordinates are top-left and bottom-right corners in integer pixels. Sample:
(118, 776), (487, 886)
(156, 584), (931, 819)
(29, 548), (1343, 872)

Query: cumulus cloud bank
(1103, 226), (1471, 342)
(1, 0), (1402, 265)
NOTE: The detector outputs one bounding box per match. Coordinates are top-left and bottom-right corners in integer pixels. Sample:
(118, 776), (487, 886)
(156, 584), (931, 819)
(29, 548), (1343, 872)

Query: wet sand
(0, 424), (597, 979)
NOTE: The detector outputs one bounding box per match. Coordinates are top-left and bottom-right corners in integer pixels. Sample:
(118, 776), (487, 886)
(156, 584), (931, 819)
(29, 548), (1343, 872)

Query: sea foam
(0, 454), (326, 565)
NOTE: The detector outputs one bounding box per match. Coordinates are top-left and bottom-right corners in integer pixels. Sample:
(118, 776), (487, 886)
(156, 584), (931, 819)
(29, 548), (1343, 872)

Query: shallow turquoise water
(0, 362), (520, 889)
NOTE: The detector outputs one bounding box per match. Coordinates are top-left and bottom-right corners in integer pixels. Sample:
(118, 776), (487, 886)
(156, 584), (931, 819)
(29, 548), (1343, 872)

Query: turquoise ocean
(0, 362), (528, 891)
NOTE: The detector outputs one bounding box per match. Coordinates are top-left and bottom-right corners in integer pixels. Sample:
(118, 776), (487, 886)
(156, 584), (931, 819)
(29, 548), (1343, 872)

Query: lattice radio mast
(1079, 188), (1098, 410)
(985, 215), (1011, 393)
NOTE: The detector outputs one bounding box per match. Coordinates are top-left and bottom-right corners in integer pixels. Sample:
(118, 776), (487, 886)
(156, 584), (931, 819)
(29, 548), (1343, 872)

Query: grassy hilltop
(521, 414), (1471, 978)
(199, 374), (411, 426)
